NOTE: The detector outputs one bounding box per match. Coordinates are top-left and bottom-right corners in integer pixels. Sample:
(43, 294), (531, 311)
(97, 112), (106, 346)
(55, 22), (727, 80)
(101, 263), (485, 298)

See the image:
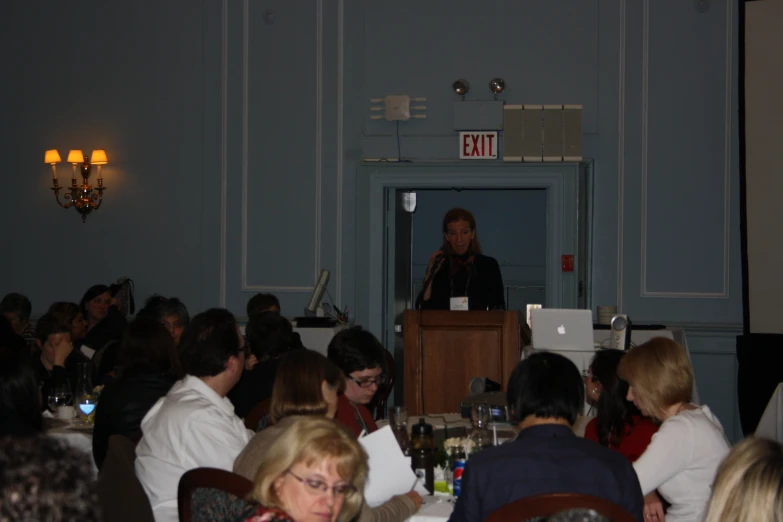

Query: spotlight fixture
(452, 79), (470, 100)
(489, 78), (505, 100)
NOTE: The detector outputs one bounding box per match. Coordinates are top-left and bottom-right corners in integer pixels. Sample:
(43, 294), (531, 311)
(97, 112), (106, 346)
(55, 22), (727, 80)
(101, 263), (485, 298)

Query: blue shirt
(448, 424), (644, 522)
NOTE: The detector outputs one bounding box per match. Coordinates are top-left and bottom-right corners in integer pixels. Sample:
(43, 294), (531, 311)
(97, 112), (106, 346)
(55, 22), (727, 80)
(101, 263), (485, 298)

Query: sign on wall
(459, 131), (498, 159)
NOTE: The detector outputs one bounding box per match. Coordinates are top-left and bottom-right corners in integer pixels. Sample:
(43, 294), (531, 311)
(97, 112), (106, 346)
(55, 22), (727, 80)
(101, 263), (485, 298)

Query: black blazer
(420, 253), (506, 311)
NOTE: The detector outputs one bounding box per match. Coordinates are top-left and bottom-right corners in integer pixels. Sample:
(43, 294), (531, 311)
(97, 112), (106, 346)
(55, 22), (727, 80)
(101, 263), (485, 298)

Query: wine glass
(47, 382), (73, 413)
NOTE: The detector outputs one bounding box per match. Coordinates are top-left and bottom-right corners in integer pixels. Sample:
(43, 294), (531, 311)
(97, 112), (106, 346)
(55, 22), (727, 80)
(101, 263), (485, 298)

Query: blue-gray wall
(1, 0), (742, 438)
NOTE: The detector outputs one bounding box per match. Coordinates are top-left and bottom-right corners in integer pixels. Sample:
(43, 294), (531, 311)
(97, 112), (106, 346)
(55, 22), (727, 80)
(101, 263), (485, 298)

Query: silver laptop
(530, 308), (594, 351)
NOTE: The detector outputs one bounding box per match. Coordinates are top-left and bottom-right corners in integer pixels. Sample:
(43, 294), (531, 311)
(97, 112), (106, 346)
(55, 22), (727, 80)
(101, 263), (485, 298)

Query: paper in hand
(358, 426), (417, 507)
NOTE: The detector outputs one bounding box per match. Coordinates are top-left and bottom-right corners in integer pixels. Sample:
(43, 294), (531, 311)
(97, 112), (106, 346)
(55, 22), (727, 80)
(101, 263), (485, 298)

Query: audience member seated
(48, 301), (89, 347)
(0, 345), (43, 437)
(235, 350), (421, 522)
(80, 283), (127, 347)
(156, 297), (189, 346)
(136, 294), (167, 319)
(584, 350), (658, 462)
(328, 326), (387, 437)
(703, 436), (783, 522)
(33, 313), (90, 412)
(0, 436), (101, 522)
(0, 292), (36, 350)
(448, 352), (644, 522)
(247, 292), (281, 318)
(79, 284), (129, 383)
(92, 317), (182, 470)
(618, 337), (730, 522)
(135, 308), (253, 522)
(229, 312), (305, 419)
(241, 417), (367, 522)
(0, 315), (27, 354)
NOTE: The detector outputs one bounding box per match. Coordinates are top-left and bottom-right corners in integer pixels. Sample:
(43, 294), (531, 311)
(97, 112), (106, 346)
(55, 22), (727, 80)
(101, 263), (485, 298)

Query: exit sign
(459, 131), (498, 159)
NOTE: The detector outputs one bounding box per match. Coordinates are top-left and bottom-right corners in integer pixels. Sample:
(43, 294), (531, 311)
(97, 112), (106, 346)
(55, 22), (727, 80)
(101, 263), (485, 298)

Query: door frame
(355, 162), (590, 339)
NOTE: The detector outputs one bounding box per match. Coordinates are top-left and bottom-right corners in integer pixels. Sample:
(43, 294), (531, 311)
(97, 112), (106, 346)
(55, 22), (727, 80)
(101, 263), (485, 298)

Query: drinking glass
(389, 406), (409, 429)
(47, 382), (73, 413)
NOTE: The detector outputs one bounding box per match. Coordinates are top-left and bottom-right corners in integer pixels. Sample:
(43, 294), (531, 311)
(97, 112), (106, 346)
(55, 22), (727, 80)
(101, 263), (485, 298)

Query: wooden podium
(403, 310), (521, 415)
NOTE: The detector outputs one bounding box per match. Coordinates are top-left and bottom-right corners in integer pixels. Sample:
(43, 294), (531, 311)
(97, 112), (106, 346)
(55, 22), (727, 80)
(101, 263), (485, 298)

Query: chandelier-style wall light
(44, 149), (108, 223)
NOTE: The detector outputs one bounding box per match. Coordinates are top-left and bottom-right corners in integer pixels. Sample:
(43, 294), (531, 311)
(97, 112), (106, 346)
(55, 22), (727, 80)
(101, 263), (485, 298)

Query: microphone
(415, 248), (447, 309)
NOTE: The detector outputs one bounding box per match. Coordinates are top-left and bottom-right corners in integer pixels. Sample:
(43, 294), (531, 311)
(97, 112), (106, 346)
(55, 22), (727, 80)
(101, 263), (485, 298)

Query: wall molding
(219, 0), (228, 307)
(617, 0), (626, 311)
(336, 0), (344, 305)
(239, 0), (323, 293)
(639, 0), (733, 299)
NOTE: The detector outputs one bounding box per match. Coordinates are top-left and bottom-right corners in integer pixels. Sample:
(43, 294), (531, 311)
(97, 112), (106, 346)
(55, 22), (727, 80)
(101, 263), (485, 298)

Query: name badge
(450, 297), (469, 311)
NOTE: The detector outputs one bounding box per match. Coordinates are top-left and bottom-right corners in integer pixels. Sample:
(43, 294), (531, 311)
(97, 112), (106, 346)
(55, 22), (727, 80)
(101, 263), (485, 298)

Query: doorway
(354, 162), (592, 406)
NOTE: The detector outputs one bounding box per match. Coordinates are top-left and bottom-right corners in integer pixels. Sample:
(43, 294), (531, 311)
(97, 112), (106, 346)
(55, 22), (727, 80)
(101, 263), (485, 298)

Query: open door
(383, 189), (416, 408)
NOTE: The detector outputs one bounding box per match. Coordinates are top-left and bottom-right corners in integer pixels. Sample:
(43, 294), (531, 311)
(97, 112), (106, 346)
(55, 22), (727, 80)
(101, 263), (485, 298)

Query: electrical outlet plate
(384, 95), (411, 121)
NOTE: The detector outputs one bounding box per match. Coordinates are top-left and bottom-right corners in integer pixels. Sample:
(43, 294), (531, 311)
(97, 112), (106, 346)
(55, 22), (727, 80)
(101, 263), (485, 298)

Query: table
(407, 495), (454, 522)
(293, 325), (347, 356)
(755, 382), (783, 442)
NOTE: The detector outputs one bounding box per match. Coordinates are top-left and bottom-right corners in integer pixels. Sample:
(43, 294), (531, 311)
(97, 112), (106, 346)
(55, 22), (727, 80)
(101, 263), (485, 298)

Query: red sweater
(334, 393), (378, 438)
(584, 415), (659, 462)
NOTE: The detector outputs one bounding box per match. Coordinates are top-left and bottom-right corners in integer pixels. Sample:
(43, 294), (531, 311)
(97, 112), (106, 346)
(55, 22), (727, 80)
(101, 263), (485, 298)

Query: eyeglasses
(348, 375), (386, 388)
(286, 470), (357, 499)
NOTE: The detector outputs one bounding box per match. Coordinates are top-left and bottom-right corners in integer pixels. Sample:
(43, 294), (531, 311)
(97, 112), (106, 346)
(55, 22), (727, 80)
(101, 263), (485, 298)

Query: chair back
(97, 434), (154, 522)
(244, 398), (271, 431)
(369, 348), (395, 420)
(484, 493), (636, 522)
(178, 467), (255, 522)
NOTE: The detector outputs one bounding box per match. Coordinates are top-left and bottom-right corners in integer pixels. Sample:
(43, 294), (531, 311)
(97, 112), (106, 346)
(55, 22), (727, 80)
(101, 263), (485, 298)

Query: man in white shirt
(135, 308), (253, 522)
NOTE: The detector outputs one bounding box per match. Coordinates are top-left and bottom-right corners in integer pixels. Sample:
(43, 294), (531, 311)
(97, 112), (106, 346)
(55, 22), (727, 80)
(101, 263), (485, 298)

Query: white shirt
(633, 405), (730, 522)
(135, 375), (253, 522)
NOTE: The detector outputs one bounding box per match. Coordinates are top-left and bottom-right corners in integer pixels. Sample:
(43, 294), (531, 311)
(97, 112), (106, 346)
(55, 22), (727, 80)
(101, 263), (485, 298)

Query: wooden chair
(244, 398), (271, 431)
(368, 348), (396, 420)
(484, 493), (636, 522)
(96, 435), (154, 522)
(178, 467), (255, 522)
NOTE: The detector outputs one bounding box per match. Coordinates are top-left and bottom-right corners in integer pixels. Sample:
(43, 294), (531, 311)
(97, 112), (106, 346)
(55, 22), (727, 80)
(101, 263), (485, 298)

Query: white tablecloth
(293, 325), (347, 356)
(407, 495), (454, 522)
(47, 420), (97, 476)
(755, 383), (783, 442)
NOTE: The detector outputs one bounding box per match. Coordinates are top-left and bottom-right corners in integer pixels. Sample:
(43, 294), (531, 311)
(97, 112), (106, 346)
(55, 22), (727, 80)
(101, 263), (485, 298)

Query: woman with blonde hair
(703, 436), (783, 522)
(242, 417), (368, 522)
(618, 337), (730, 522)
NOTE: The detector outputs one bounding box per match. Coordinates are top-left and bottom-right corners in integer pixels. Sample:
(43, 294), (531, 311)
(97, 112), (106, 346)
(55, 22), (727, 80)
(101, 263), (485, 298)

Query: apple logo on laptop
(557, 325), (566, 335)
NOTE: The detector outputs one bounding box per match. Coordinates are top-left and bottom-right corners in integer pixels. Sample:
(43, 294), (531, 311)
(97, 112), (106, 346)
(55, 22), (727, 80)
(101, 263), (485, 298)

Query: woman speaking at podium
(417, 208), (506, 311)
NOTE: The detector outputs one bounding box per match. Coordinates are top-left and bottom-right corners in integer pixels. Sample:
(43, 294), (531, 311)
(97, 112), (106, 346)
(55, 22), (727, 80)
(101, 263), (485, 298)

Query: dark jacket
(228, 358), (281, 420)
(92, 365), (176, 469)
(421, 253), (506, 311)
(448, 424), (645, 522)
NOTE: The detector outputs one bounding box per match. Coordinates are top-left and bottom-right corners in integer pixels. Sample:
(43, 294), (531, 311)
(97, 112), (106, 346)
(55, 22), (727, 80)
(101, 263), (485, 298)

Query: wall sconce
(44, 149), (108, 223)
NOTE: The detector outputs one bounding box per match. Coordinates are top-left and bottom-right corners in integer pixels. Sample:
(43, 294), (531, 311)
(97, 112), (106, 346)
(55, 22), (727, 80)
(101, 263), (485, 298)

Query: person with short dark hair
(92, 317), (182, 469)
(78, 284), (128, 361)
(448, 352), (644, 522)
(0, 292), (36, 348)
(135, 308), (253, 522)
(33, 313), (90, 411)
(156, 297), (189, 346)
(247, 292), (281, 318)
(229, 311), (305, 419)
(48, 301), (89, 346)
(0, 436), (101, 522)
(0, 345), (43, 436)
(327, 326), (387, 437)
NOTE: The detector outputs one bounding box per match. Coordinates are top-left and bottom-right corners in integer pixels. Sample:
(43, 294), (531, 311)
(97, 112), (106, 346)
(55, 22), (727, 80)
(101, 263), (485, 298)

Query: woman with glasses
(235, 349), (422, 522)
(327, 326), (388, 437)
(241, 417), (367, 522)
